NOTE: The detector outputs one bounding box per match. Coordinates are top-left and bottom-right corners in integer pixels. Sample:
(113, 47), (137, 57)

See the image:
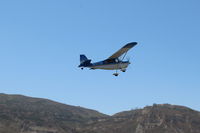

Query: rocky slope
(79, 104), (200, 133)
(0, 93), (200, 133)
(0, 93), (107, 133)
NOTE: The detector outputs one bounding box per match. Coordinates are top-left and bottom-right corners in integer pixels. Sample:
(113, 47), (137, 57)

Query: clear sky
(0, 0), (200, 115)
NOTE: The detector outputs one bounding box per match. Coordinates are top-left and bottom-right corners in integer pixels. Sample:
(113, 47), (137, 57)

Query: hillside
(0, 93), (107, 133)
(79, 104), (200, 133)
(0, 93), (200, 133)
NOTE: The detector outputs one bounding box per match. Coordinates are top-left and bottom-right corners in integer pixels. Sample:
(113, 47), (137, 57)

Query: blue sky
(0, 0), (200, 115)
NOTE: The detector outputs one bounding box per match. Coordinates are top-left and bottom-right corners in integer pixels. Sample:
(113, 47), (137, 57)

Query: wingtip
(129, 42), (138, 45)
(123, 42), (138, 48)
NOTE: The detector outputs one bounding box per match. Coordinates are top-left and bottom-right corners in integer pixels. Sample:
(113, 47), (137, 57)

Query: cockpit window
(104, 59), (116, 64)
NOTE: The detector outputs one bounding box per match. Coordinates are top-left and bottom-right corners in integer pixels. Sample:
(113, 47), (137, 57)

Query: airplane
(78, 42), (137, 76)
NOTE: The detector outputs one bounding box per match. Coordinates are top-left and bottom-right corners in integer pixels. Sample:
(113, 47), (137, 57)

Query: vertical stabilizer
(79, 54), (92, 67)
(80, 54), (88, 63)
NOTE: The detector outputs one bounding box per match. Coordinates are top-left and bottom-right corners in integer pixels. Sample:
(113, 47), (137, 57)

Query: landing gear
(113, 68), (126, 76)
(81, 68), (84, 70)
(121, 69), (126, 72)
(113, 73), (119, 76)
(113, 70), (119, 76)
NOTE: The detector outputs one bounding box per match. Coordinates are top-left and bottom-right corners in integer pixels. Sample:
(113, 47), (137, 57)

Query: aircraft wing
(108, 42), (137, 59)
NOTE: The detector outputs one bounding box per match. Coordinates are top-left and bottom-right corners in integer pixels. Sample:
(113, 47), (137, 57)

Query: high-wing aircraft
(78, 42), (137, 76)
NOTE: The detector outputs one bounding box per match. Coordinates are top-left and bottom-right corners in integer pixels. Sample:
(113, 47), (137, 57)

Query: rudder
(80, 54), (88, 63)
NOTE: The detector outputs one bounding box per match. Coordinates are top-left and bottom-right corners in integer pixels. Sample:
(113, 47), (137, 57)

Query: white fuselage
(89, 62), (130, 70)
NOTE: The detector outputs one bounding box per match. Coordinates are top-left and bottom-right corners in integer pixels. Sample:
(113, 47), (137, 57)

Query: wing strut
(108, 42), (137, 59)
(120, 51), (127, 61)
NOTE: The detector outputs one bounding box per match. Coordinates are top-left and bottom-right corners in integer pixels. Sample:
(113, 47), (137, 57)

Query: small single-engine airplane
(78, 42), (137, 76)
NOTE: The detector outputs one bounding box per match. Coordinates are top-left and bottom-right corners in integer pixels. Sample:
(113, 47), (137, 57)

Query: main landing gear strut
(113, 70), (119, 76)
(113, 69), (126, 76)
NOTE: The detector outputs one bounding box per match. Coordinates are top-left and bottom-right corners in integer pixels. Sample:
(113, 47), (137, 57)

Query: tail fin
(79, 54), (92, 67)
(80, 54), (88, 63)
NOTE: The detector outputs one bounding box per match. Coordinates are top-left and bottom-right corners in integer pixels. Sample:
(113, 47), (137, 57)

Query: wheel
(121, 69), (126, 72)
(113, 73), (119, 76)
(81, 68), (84, 70)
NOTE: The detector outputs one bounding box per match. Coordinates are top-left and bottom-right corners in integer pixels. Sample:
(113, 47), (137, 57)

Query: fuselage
(86, 60), (130, 70)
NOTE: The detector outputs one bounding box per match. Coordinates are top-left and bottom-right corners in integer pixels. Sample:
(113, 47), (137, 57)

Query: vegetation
(0, 93), (200, 133)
